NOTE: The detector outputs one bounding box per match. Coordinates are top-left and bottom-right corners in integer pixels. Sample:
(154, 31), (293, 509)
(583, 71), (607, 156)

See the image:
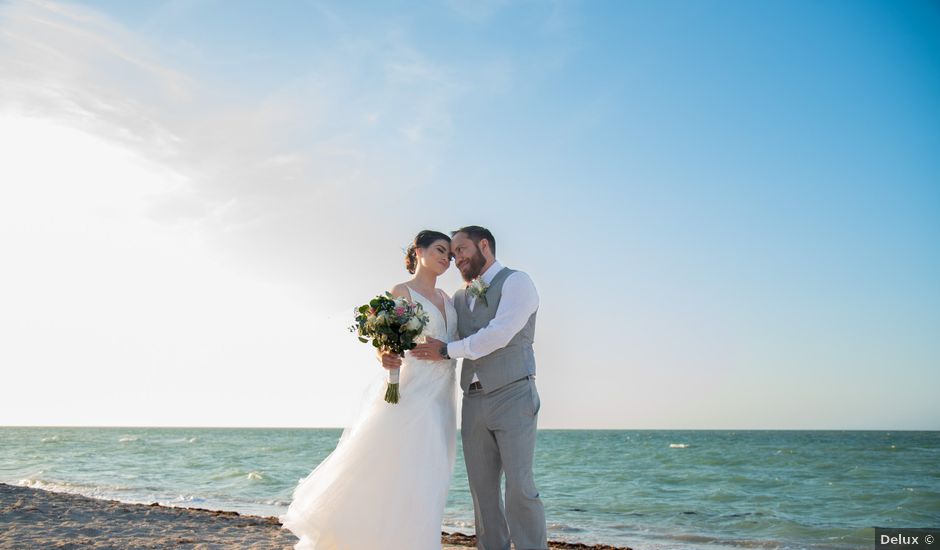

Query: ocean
(1, 427), (937, 549)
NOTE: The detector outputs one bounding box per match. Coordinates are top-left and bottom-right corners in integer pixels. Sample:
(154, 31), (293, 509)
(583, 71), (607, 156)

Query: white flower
(404, 315), (423, 332)
(467, 277), (489, 306)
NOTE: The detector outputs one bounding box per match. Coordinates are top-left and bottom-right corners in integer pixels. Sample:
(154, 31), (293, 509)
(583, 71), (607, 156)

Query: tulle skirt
(280, 356), (457, 550)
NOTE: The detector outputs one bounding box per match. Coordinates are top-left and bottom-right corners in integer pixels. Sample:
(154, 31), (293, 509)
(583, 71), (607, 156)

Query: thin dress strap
(406, 285), (446, 333)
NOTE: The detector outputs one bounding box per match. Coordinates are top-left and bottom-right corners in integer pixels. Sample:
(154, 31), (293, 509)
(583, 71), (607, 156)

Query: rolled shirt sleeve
(446, 271), (539, 361)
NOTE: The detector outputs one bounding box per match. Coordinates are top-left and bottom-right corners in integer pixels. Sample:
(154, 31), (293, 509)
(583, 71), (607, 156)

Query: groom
(412, 225), (548, 550)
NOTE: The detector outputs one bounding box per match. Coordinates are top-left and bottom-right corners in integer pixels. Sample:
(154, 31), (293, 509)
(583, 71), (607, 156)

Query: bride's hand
(377, 350), (402, 370)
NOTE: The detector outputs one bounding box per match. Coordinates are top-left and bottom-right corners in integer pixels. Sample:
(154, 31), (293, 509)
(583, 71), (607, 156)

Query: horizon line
(2, 425), (937, 432)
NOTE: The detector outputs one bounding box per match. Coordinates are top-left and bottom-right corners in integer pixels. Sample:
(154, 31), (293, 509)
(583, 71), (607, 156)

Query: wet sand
(0, 483), (631, 549)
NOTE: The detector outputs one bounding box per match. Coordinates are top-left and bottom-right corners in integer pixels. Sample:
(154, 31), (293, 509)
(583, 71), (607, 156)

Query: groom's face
(451, 232), (486, 282)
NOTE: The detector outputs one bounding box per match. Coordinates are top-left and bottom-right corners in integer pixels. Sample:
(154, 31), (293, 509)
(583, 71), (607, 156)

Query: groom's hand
(377, 350), (402, 370)
(413, 337), (445, 361)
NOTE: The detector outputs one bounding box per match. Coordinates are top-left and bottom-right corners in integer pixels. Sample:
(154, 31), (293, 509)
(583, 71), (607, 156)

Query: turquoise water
(1, 428), (937, 549)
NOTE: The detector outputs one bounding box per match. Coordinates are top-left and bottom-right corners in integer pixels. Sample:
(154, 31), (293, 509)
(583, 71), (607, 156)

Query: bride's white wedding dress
(280, 286), (458, 550)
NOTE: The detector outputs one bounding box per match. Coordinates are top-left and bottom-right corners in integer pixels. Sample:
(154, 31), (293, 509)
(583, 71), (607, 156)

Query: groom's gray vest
(454, 267), (537, 393)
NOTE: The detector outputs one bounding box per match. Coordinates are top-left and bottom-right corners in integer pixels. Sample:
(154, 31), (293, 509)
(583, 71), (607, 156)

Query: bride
(280, 230), (459, 550)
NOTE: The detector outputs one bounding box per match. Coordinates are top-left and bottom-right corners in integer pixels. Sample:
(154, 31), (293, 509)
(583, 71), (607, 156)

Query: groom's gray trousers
(462, 375), (547, 550)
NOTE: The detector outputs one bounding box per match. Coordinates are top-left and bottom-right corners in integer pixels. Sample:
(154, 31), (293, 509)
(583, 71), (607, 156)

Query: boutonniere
(467, 277), (489, 307)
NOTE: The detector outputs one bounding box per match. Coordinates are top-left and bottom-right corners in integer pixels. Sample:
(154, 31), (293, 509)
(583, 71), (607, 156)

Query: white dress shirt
(446, 261), (539, 383)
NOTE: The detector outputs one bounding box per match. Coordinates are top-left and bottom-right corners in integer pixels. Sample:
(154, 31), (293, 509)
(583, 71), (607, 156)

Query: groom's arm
(446, 272), (539, 360)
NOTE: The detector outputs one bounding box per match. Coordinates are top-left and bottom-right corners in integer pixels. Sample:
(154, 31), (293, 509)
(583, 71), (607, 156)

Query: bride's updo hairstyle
(406, 230), (452, 274)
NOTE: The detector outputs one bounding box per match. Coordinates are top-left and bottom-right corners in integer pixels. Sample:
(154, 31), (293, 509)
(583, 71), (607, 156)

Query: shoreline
(0, 483), (633, 549)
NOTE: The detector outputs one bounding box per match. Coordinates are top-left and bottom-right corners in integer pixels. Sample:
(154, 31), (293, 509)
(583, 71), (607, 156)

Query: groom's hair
(452, 226), (496, 256)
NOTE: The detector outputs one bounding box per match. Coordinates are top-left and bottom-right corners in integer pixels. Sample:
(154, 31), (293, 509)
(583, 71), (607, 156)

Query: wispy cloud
(0, 0), (466, 307)
(0, 0), (191, 157)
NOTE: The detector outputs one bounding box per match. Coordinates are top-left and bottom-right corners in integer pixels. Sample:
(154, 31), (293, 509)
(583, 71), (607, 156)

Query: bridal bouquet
(349, 292), (429, 404)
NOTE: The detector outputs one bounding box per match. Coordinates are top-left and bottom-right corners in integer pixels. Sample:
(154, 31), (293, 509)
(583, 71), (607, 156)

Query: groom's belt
(468, 375), (533, 392)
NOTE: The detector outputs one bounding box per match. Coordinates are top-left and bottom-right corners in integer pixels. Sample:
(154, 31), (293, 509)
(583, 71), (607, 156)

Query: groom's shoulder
(503, 265), (529, 278)
(503, 267), (537, 289)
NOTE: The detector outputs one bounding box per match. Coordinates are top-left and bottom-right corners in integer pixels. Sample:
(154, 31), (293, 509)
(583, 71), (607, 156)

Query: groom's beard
(459, 249), (487, 282)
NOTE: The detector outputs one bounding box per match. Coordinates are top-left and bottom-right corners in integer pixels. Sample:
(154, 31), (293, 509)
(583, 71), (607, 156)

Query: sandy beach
(0, 483), (631, 549)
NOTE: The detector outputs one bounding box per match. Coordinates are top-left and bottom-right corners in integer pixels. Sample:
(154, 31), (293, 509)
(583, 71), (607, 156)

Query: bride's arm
(389, 283), (412, 301)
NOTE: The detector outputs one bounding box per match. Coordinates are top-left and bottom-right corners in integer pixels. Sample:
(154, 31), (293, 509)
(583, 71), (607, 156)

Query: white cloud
(0, 0), (467, 427)
(0, 0), (470, 306)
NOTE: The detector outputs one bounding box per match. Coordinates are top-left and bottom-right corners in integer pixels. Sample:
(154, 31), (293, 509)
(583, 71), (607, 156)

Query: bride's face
(416, 239), (452, 276)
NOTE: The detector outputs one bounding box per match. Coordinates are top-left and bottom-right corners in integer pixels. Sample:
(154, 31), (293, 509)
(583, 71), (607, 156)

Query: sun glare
(0, 113), (336, 427)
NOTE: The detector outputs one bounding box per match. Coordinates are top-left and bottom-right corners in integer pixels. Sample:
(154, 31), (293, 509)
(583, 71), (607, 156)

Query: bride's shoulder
(436, 288), (454, 303)
(389, 282), (413, 301)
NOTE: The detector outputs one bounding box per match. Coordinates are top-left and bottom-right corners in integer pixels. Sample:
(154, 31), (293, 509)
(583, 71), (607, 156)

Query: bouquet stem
(385, 367), (400, 404)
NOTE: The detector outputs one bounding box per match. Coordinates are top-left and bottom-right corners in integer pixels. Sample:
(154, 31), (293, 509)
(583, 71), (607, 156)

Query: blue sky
(1, 0), (937, 429)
